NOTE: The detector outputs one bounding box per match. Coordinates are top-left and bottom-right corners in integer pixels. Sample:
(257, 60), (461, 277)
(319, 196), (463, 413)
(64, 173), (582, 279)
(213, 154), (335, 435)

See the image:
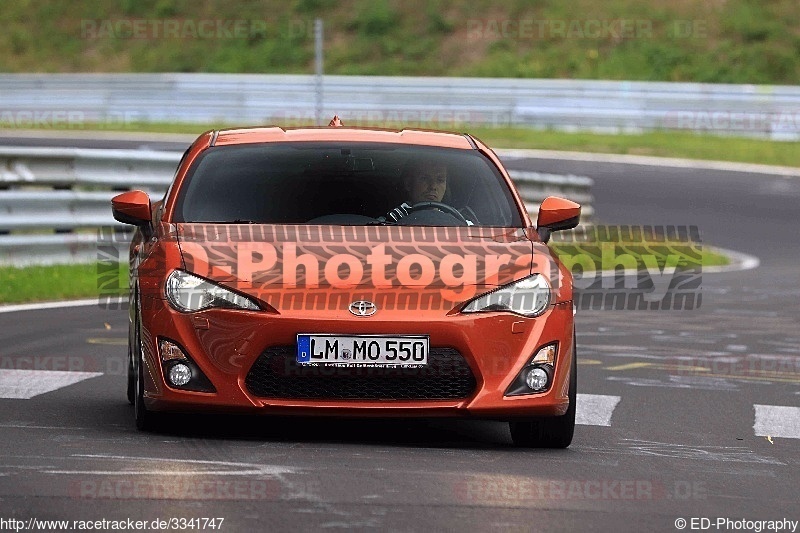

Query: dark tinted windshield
(174, 142), (524, 227)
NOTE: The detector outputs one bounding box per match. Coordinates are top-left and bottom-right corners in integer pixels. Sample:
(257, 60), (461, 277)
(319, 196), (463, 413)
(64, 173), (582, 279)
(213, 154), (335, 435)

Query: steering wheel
(407, 201), (469, 224)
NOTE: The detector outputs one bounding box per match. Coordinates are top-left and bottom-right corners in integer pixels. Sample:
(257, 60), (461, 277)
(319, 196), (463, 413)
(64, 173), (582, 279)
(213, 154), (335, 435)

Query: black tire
(126, 293), (136, 405)
(509, 335), (577, 448)
(133, 301), (161, 431)
(126, 352), (135, 405)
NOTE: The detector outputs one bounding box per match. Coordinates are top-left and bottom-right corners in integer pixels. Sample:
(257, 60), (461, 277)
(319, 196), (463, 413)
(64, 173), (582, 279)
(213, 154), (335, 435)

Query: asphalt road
(0, 137), (798, 532)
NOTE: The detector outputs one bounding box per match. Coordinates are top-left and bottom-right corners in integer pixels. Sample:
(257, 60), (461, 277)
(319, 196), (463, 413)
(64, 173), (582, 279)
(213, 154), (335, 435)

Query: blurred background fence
(2, 74), (799, 139)
(9, 71), (797, 264)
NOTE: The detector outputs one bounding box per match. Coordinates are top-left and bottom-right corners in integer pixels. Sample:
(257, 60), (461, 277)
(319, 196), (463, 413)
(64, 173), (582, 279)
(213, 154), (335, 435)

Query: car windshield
(174, 142), (524, 227)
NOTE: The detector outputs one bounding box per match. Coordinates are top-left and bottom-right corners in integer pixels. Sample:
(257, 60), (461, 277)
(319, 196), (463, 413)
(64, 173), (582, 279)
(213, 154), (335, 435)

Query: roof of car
(212, 126), (476, 150)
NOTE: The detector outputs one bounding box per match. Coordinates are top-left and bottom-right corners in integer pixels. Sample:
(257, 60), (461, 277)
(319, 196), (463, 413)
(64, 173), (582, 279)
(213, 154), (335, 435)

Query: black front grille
(245, 346), (477, 400)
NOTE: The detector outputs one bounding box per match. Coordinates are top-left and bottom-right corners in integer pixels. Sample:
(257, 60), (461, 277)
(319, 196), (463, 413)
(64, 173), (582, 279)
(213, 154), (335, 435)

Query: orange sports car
(112, 120), (581, 447)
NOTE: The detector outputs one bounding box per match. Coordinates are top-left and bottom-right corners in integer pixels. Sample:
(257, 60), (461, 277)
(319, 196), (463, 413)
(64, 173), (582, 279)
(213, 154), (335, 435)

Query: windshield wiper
(364, 218), (398, 226)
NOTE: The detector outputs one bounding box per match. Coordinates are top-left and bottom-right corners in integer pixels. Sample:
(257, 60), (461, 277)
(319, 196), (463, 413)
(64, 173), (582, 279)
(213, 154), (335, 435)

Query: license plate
(296, 334), (429, 366)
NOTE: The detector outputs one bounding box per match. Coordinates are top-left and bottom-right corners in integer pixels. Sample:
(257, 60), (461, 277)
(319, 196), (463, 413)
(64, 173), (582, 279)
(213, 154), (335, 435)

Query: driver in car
(385, 159), (474, 224)
(406, 159), (448, 204)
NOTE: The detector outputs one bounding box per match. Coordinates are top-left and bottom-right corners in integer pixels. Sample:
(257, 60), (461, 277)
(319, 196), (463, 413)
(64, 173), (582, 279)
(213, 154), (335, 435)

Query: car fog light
(525, 367), (549, 391)
(168, 363), (192, 387)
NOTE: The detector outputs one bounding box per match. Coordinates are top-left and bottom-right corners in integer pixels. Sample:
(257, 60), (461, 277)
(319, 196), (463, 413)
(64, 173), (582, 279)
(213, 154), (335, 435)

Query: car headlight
(462, 274), (551, 317)
(165, 270), (260, 312)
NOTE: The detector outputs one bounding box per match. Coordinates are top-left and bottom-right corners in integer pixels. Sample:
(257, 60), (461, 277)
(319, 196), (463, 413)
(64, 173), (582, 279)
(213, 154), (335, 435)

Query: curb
(702, 246), (760, 273)
(575, 245), (759, 280)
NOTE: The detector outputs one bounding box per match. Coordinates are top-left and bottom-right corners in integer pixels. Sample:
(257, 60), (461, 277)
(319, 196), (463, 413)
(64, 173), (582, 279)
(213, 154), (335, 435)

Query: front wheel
(133, 302), (161, 431)
(126, 352), (135, 405)
(509, 337), (577, 448)
(126, 294), (136, 405)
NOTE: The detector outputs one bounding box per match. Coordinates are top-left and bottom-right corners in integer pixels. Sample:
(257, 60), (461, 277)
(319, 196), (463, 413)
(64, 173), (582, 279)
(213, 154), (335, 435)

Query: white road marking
(616, 440), (783, 464)
(0, 369), (103, 399)
(42, 469), (276, 476)
(754, 405), (800, 439)
(576, 394), (620, 426)
(0, 297), (125, 314)
(38, 454), (298, 476)
(606, 375), (739, 391)
(0, 423), (99, 430)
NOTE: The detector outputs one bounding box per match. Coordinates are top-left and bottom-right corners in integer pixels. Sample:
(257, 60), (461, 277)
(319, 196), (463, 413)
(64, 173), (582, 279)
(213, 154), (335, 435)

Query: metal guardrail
(512, 171), (593, 220)
(0, 233), (108, 266)
(2, 74), (799, 139)
(0, 146), (179, 189)
(0, 146), (592, 265)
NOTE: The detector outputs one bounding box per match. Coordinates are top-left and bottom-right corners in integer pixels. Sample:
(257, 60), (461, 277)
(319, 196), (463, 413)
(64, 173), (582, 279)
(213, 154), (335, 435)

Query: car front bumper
(138, 295), (575, 419)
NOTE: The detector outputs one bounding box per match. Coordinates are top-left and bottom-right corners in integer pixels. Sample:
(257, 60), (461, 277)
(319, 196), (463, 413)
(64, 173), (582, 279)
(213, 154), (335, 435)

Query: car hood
(175, 224), (557, 313)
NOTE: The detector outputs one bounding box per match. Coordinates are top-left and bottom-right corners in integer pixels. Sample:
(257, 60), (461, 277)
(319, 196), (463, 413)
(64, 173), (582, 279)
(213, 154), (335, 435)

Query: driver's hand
(386, 202), (412, 222)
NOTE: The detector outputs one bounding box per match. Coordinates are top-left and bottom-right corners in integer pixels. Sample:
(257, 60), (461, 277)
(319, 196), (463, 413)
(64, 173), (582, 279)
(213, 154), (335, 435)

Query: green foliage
(426, 3), (454, 35)
(721, 0), (782, 43)
(0, 262), (128, 304)
(292, 0), (338, 14)
(120, 0), (150, 16)
(154, 0), (180, 18)
(350, 0), (399, 37)
(0, 0), (797, 82)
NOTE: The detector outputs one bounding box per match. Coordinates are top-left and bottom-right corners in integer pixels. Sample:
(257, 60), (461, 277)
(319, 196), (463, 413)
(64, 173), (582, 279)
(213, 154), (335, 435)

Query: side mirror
(112, 190), (152, 226)
(536, 196), (581, 243)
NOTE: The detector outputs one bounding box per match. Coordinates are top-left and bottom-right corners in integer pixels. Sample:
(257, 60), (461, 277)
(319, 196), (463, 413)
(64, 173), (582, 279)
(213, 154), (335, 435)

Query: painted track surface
(1, 137), (798, 531)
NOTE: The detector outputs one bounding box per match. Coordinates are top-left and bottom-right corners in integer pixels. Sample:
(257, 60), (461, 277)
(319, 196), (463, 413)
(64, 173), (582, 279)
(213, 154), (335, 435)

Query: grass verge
(550, 242), (729, 271)
(0, 262), (128, 305)
(471, 128), (800, 168)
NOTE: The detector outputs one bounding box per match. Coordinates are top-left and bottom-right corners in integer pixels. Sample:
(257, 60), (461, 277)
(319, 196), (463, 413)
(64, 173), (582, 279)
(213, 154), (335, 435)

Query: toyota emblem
(349, 300), (377, 317)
